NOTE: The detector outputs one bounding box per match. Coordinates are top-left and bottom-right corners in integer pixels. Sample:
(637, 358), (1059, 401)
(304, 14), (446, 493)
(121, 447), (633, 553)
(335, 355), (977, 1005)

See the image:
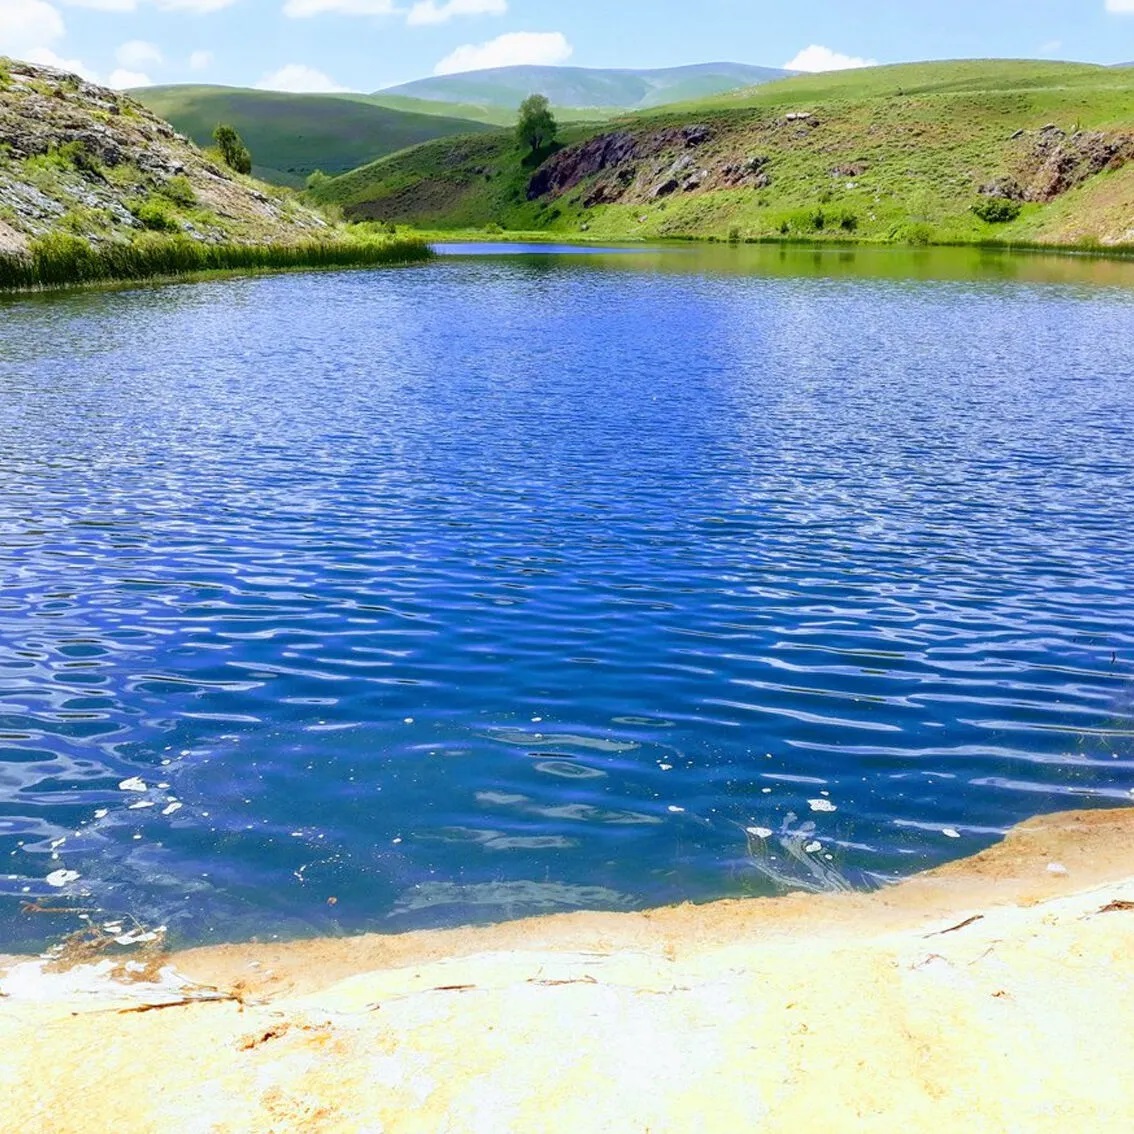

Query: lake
(1, 242), (1133, 951)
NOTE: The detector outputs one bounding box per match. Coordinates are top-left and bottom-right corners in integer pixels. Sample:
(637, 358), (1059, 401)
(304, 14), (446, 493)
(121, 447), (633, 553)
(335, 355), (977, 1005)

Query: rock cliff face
(526, 123), (778, 208)
(980, 125), (1134, 203)
(0, 59), (329, 255)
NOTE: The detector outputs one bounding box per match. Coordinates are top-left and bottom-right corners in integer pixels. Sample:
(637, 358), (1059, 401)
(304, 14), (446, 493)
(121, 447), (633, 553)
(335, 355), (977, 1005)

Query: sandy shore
(3, 806), (1134, 1133)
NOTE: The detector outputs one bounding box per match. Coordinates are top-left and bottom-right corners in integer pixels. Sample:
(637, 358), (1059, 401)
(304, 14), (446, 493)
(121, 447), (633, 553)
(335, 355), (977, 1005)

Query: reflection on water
(435, 239), (1134, 288)
(0, 244), (1133, 951)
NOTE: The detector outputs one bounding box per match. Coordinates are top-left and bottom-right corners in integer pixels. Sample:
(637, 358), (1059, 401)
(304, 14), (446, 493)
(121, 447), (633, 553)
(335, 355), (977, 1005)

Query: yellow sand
(3, 806), (1134, 1133)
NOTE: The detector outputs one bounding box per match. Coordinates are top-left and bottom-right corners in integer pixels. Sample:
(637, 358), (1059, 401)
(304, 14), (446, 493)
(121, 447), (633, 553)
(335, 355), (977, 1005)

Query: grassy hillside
(378, 63), (792, 112)
(136, 86), (497, 186)
(0, 59), (430, 288)
(367, 93), (620, 127)
(309, 60), (1134, 248)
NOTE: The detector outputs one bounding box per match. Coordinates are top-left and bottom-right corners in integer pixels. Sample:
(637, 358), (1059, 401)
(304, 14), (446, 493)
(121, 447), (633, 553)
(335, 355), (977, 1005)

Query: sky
(0, 0), (1132, 94)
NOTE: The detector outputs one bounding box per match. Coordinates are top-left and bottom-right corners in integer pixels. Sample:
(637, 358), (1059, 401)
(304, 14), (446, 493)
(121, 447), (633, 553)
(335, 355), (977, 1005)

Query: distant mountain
(377, 63), (793, 113)
(136, 86), (496, 186)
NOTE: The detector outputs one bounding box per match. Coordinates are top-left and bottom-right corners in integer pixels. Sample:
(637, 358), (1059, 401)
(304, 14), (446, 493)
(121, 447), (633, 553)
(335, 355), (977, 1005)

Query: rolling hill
(377, 63), (794, 113)
(135, 86), (498, 186)
(365, 93), (621, 127)
(0, 58), (430, 289)
(308, 59), (1134, 248)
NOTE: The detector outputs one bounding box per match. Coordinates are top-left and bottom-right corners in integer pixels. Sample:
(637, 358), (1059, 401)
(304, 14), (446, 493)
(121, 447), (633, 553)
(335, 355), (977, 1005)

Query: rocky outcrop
(0, 59), (329, 253)
(527, 131), (641, 199)
(527, 122), (780, 207)
(981, 125), (1134, 203)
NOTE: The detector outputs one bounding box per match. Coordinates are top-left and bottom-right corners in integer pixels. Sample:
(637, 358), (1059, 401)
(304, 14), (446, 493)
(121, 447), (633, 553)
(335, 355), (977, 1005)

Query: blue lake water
(2, 243), (1133, 951)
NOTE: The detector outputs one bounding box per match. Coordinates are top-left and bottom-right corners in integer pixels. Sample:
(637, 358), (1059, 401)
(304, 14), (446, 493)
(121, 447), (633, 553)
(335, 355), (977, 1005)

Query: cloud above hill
(434, 30), (572, 75)
(783, 45), (877, 72)
(256, 62), (349, 90)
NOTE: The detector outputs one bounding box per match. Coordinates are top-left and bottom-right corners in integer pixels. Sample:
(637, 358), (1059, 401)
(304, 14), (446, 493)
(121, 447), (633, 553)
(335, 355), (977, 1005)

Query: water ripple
(0, 252), (1133, 948)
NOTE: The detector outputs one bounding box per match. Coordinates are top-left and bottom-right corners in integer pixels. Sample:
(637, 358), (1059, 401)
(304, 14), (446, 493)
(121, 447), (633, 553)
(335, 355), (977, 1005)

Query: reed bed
(0, 233), (433, 291)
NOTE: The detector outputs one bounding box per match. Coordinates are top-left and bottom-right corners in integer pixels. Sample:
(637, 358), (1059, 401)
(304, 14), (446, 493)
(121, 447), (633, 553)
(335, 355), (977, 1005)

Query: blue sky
(1, 0), (1132, 93)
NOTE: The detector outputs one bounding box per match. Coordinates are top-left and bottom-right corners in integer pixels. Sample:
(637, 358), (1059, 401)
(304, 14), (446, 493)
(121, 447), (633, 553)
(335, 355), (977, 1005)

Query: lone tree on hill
(213, 123), (252, 175)
(515, 94), (557, 153)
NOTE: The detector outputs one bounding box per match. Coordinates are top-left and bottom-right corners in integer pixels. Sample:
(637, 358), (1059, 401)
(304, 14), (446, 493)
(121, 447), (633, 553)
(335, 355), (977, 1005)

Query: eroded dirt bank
(3, 807), (1134, 1132)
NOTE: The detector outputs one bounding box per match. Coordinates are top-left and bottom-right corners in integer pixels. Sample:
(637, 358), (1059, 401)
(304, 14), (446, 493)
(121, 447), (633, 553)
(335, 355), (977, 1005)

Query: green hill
(0, 59), (430, 290)
(377, 63), (792, 113)
(136, 86), (498, 186)
(309, 59), (1134, 249)
(366, 93), (621, 128)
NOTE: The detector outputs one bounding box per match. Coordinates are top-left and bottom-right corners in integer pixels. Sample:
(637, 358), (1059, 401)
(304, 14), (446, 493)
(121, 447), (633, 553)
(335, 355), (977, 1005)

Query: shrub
(838, 210), (859, 232)
(0, 58), (11, 89)
(727, 225), (742, 244)
(903, 222), (934, 246)
(212, 124), (252, 175)
(783, 208), (828, 234)
(159, 175), (196, 207)
(305, 170), (330, 192)
(972, 197), (1022, 224)
(57, 140), (101, 174)
(483, 222), (504, 235)
(131, 195), (180, 232)
(515, 94), (557, 153)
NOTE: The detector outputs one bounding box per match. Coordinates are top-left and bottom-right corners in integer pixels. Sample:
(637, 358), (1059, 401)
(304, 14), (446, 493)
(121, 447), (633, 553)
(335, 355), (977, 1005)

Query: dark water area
(1, 243), (1133, 951)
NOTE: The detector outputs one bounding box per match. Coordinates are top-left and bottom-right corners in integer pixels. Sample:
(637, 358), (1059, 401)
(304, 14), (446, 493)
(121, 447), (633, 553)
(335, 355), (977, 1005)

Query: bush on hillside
(213, 124), (252, 176)
(515, 94), (558, 154)
(130, 194), (180, 232)
(902, 222), (934, 246)
(972, 197), (1022, 224)
(159, 175), (196, 207)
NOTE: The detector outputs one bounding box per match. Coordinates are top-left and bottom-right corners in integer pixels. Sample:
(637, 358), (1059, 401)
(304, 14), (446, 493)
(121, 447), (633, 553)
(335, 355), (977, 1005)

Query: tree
(213, 124), (252, 175)
(515, 94), (557, 154)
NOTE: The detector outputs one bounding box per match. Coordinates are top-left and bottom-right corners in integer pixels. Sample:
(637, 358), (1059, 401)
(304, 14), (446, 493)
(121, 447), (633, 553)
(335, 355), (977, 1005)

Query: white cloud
(24, 46), (98, 80)
(434, 30), (572, 75)
(61, 0), (241, 8)
(153, 0), (239, 10)
(108, 66), (151, 86)
(188, 48), (212, 69)
(783, 44), (877, 72)
(407, 0), (505, 26)
(282, 0), (395, 15)
(116, 38), (162, 66)
(0, 0), (66, 53)
(59, 0), (136, 11)
(255, 62), (349, 91)
(1105, 0), (1134, 12)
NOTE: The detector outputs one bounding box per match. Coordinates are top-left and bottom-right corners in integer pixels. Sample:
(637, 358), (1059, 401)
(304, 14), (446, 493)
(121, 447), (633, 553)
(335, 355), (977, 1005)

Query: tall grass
(0, 232), (433, 291)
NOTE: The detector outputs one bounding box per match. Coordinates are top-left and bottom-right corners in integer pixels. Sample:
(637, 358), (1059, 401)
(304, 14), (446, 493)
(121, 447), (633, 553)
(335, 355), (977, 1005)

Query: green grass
(0, 232), (432, 291)
(133, 86), (500, 185)
(308, 59), (1134, 250)
(367, 93), (620, 127)
(682, 59), (1134, 111)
